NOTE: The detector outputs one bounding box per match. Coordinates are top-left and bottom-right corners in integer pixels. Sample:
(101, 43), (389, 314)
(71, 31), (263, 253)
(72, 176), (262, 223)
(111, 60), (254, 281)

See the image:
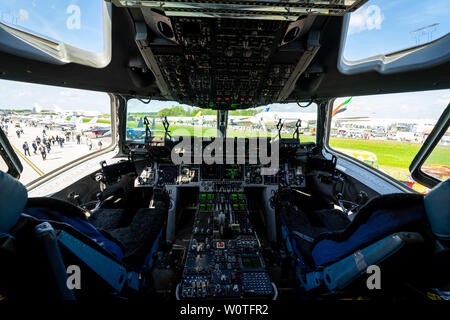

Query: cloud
(348, 5), (384, 35)
(436, 92), (450, 106)
(19, 9), (29, 22)
(59, 89), (78, 97)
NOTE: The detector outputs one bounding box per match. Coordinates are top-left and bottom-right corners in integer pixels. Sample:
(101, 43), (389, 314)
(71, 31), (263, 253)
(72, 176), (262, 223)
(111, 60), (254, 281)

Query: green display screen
(224, 164), (243, 180)
(241, 256), (262, 269)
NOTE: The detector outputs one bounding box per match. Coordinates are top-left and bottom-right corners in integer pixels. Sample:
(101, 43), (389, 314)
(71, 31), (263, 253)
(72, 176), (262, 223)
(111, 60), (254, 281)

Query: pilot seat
(279, 179), (450, 298)
(0, 170), (166, 300)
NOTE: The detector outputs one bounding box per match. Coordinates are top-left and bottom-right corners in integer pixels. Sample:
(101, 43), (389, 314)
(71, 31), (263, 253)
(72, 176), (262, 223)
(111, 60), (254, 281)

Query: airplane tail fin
(334, 106), (348, 116)
(332, 97), (352, 117)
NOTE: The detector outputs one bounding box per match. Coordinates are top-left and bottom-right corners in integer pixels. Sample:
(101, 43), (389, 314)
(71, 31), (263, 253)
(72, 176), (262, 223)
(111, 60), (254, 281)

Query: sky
(0, 79), (111, 113)
(0, 0), (104, 52)
(344, 0), (450, 61)
(0, 0), (449, 119)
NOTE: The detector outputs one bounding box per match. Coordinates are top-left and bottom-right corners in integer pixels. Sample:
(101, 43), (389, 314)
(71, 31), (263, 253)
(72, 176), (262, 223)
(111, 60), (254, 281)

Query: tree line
(155, 106), (261, 117)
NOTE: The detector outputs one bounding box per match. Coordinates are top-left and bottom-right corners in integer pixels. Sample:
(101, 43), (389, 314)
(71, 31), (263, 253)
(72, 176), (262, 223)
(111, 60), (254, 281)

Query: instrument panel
(201, 164), (244, 181)
(125, 141), (314, 300)
(135, 163), (305, 189)
(159, 164), (178, 184)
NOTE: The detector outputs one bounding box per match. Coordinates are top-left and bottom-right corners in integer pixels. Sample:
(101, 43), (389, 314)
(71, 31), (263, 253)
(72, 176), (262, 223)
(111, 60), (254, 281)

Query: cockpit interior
(0, 0), (449, 304)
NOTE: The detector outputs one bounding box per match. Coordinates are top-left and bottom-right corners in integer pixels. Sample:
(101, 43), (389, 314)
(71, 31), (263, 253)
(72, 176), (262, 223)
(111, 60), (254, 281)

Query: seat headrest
(0, 171), (28, 234)
(424, 179), (450, 240)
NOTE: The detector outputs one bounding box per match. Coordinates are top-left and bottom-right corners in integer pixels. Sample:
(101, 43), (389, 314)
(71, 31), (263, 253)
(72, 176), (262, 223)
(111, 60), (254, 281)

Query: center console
(179, 191), (274, 299)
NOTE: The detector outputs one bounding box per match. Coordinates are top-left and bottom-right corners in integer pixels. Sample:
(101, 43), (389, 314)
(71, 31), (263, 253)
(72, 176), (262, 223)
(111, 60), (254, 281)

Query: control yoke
(162, 116), (171, 139)
(144, 116), (151, 143)
(293, 119), (302, 140)
(276, 119), (284, 139)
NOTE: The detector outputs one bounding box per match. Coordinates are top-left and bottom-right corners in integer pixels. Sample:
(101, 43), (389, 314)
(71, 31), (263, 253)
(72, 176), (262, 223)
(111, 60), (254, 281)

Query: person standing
(46, 141), (51, 153)
(22, 141), (31, 156)
(98, 140), (103, 150)
(32, 141), (38, 154)
(42, 129), (46, 137)
(39, 145), (47, 160)
(16, 130), (20, 138)
(76, 133), (81, 144)
(88, 139), (93, 151)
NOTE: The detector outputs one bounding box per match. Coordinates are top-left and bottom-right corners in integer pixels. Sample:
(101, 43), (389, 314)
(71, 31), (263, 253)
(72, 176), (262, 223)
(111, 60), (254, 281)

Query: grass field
(330, 137), (449, 182)
(329, 138), (422, 168)
(126, 122), (449, 183)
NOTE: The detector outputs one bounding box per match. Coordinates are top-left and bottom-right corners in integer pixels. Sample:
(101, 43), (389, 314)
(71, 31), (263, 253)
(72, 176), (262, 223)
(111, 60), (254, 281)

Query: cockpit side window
(327, 89), (450, 193)
(0, 0), (111, 68)
(0, 79), (112, 187)
(341, 0), (449, 62)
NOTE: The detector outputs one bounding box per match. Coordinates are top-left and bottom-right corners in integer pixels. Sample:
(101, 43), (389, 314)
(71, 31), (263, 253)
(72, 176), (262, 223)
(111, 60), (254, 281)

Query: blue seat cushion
(279, 206), (350, 269)
(311, 193), (426, 267)
(24, 206), (124, 260)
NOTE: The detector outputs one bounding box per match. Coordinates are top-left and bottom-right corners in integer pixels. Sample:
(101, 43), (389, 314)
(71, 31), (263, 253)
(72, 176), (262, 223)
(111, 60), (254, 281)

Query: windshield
(125, 99), (317, 142)
(126, 99), (217, 141)
(329, 89), (450, 193)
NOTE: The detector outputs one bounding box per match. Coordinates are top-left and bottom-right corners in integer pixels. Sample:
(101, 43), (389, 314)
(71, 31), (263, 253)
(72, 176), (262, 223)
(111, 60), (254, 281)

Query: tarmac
(5, 125), (111, 185)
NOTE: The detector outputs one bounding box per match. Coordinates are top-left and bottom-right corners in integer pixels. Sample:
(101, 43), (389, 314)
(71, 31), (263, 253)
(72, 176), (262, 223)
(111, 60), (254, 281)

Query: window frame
(0, 127), (23, 178)
(409, 103), (450, 188)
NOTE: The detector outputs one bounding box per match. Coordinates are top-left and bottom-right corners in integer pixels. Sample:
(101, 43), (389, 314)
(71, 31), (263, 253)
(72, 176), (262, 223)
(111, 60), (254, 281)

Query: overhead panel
(119, 0), (367, 108)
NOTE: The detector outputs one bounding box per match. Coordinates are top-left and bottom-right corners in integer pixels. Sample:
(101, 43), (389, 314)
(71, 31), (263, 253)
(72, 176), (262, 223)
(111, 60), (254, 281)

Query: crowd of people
(1, 117), (108, 164)
(22, 133), (71, 160)
(20, 128), (100, 161)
